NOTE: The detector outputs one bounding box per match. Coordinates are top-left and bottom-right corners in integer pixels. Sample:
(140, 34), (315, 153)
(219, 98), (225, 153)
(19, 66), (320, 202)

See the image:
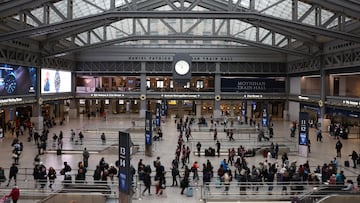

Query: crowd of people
(0, 114), (359, 203)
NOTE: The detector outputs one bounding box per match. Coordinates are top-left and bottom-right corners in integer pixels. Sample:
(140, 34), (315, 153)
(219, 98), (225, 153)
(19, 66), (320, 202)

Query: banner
(119, 131), (131, 195)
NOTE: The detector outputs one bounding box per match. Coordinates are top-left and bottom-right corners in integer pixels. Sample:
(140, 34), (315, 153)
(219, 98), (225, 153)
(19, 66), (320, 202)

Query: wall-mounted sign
(90, 93), (125, 97)
(161, 94), (200, 99)
(41, 69), (71, 94)
(342, 100), (359, 106)
(221, 78), (285, 93)
(244, 94), (263, 98)
(0, 98), (23, 104)
(0, 64), (36, 96)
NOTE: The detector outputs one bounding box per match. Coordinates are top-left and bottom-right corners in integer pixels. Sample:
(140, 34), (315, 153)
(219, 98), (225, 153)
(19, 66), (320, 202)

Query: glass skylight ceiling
(13, 0), (352, 48)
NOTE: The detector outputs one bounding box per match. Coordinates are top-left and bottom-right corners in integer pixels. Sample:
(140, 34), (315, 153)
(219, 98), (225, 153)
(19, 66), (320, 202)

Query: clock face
(174, 60), (190, 75)
(4, 74), (17, 94)
(54, 71), (61, 92)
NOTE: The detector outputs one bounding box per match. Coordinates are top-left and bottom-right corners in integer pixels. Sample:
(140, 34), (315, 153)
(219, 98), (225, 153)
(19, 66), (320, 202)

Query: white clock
(174, 60), (190, 75)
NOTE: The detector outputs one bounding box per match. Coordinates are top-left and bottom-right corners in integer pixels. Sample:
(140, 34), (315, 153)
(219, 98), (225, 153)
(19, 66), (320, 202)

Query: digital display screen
(299, 132), (307, 145)
(0, 64), (36, 96)
(41, 69), (72, 94)
(145, 133), (151, 145)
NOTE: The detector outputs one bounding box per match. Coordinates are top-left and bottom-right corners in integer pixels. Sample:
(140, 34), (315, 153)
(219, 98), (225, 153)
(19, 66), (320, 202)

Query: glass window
(196, 80), (204, 88)
(170, 80), (174, 88)
(157, 80), (164, 88)
(184, 82), (190, 89)
(146, 80), (150, 88)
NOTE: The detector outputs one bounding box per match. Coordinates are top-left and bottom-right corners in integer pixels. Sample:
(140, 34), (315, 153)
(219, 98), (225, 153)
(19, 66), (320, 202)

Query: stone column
(68, 99), (78, 119)
(214, 62), (221, 118)
(139, 62), (147, 118)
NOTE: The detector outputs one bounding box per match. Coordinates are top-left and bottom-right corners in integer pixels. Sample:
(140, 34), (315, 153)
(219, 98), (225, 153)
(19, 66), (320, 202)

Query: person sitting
(342, 180), (354, 191)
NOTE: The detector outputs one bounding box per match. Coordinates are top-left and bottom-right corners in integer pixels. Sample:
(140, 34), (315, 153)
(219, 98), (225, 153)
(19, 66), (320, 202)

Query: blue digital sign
(145, 111), (152, 146)
(299, 133), (307, 145)
(145, 133), (151, 145)
(298, 112), (309, 146)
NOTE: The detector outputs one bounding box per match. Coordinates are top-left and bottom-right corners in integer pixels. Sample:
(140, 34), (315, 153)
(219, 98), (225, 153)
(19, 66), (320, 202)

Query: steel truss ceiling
(0, 0), (359, 58)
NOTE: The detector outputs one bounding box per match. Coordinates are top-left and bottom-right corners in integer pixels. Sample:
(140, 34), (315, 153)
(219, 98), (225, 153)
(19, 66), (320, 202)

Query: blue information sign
(145, 111), (152, 145)
(262, 102), (268, 127)
(299, 112), (309, 146)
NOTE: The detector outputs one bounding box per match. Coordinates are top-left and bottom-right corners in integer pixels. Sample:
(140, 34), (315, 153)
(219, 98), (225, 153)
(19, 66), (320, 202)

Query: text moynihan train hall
(237, 81), (266, 91)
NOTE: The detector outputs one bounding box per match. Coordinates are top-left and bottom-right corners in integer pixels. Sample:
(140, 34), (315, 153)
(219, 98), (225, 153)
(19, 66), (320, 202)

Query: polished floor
(0, 113), (359, 203)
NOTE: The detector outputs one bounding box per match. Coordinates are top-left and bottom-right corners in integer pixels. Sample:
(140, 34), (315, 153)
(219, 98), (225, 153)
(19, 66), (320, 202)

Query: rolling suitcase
(215, 179), (221, 188)
(63, 174), (72, 186)
(186, 187), (193, 197)
(344, 160), (350, 167)
(57, 149), (62, 155)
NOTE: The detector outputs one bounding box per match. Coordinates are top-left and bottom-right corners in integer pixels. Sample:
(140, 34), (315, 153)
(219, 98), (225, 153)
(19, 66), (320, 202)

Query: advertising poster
(119, 131), (131, 195)
(41, 69), (72, 94)
(0, 64), (36, 96)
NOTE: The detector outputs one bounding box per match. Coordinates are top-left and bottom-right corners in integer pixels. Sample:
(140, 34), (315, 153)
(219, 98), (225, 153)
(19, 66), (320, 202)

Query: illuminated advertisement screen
(0, 64), (36, 96)
(41, 69), (72, 94)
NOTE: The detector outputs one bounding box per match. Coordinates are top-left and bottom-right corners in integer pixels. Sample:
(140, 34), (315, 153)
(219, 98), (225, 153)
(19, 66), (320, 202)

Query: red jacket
(8, 187), (20, 200)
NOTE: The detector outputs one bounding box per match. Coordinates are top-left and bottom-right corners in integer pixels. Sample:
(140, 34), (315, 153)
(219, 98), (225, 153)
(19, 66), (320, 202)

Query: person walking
(101, 133), (106, 144)
(83, 148), (90, 168)
(6, 163), (18, 187)
(48, 166), (56, 190)
(78, 131), (84, 145)
(142, 171), (151, 196)
(335, 139), (343, 157)
(171, 165), (180, 186)
(196, 141), (202, 157)
(213, 128), (218, 141)
(6, 185), (20, 203)
(216, 140), (221, 157)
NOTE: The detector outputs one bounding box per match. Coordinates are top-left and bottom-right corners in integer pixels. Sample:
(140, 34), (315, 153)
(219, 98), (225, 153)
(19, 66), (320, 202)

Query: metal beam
(46, 35), (311, 58)
(0, 0), (60, 19)
(300, 0), (360, 20)
(1, 11), (359, 43)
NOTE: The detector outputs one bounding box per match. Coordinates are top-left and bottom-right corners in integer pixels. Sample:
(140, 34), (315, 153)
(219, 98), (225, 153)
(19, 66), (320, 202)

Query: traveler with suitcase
(349, 150), (359, 168)
(4, 185), (19, 203)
